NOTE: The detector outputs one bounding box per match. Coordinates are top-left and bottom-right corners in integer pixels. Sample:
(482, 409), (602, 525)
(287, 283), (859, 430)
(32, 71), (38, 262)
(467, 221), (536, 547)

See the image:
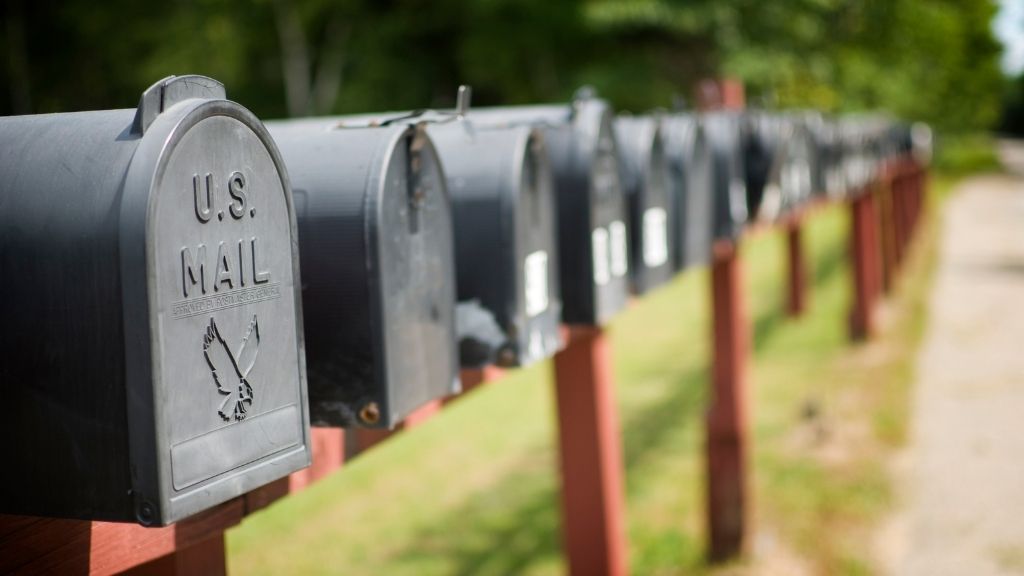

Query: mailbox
(744, 114), (815, 221)
(614, 115), (675, 294)
(469, 89), (630, 326)
(0, 75), (311, 525)
(662, 113), (714, 269)
(265, 119), (459, 428)
(911, 122), (933, 166)
(804, 113), (847, 199)
(424, 118), (563, 368)
(704, 112), (750, 240)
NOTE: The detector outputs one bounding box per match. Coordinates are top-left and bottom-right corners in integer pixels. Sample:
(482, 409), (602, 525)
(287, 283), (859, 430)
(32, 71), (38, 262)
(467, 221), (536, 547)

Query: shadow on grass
(752, 231), (847, 350)
(392, 225), (849, 575)
(393, 365), (710, 574)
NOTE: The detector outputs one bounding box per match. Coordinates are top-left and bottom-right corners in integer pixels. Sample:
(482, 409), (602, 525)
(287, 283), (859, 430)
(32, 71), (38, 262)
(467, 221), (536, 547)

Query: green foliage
(0, 0), (1005, 131)
(934, 132), (1002, 175)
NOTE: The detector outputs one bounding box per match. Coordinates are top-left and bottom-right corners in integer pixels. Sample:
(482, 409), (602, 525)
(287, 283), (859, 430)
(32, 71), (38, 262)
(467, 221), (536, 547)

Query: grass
(227, 178), (949, 574)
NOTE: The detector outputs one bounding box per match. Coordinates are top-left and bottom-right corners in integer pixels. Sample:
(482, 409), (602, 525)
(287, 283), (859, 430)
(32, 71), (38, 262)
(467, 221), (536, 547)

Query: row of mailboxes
(0, 75), (926, 526)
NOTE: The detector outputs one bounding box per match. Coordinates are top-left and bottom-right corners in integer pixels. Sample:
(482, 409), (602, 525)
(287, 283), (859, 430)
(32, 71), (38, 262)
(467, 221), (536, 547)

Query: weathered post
(553, 327), (628, 576)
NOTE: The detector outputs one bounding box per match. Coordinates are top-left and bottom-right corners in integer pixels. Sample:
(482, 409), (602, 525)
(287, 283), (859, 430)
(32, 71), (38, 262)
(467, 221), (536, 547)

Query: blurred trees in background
(0, 0), (1005, 132)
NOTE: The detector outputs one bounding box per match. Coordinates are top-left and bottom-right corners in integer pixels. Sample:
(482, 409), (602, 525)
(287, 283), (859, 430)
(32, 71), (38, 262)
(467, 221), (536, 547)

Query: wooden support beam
(849, 191), (881, 341)
(553, 326), (628, 576)
(785, 218), (808, 317)
(707, 241), (750, 561)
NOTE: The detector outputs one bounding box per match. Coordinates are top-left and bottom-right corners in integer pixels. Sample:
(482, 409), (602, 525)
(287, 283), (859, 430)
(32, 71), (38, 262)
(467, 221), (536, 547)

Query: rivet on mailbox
(0, 75), (311, 525)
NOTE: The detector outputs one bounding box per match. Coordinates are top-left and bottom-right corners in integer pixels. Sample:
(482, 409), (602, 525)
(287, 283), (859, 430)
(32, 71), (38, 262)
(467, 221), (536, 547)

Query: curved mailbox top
(266, 118), (459, 429)
(0, 75), (310, 525)
(424, 119), (564, 368)
(614, 115), (675, 294)
(662, 113), (714, 269)
(704, 111), (750, 241)
(467, 92), (630, 326)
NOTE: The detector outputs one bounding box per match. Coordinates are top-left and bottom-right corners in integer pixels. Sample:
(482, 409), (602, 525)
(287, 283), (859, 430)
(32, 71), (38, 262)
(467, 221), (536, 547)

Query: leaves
(0, 0), (1004, 131)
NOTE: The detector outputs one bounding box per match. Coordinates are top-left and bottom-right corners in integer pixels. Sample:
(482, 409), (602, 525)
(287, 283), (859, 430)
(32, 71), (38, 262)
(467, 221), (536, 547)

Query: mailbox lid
(614, 115), (675, 294)
(662, 113), (714, 269)
(427, 121), (563, 367)
(126, 89), (310, 524)
(268, 120), (459, 428)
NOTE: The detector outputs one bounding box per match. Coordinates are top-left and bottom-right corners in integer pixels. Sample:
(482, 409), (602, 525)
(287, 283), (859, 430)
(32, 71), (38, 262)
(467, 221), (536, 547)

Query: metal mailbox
(469, 89), (630, 326)
(0, 75), (311, 525)
(704, 111), (750, 240)
(662, 113), (714, 269)
(424, 116), (563, 368)
(744, 114), (815, 221)
(265, 118), (459, 428)
(614, 115), (675, 294)
(804, 113), (847, 199)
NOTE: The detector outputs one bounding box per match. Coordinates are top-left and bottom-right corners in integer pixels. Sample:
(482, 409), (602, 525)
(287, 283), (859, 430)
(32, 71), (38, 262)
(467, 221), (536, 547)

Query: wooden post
(707, 241), (750, 561)
(849, 191), (880, 341)
(553, 326), (628, 576)
(123, 533), (226, 576)
(289, 428), (345, 492)
(785, 217), (808, 317)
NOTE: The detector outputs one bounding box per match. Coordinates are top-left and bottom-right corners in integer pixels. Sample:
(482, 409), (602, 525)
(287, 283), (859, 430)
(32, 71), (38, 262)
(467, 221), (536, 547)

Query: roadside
(880, 143), (1024, 576)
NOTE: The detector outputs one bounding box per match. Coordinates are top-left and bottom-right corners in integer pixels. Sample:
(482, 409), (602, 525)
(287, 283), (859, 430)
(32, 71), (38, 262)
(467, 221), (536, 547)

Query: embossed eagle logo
(202, 316), (259, 422)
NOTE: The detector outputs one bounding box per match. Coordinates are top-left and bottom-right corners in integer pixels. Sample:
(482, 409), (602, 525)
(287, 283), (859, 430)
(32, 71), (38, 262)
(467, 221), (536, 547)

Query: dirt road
(883, 149), (1024, 575)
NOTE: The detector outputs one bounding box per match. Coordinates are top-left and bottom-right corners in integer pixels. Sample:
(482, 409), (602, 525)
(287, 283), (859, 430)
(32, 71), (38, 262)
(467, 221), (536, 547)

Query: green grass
(227, 184), (945, 574)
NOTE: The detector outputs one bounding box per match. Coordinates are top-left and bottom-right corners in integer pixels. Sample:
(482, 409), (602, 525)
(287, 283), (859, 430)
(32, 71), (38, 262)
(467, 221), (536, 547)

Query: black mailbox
(424, 117), (564, 368)
(745, 114), (815, 221)
(840, 118), (880, 194)
(804, 113), (847, 199)
(0, 75), (311, 525)
(614, 115), (675, 294)
(469, 90), (630, 326)
(265, 119), (459, 429)
(662, 113), (714, 269)
(704, 112), (750, 240)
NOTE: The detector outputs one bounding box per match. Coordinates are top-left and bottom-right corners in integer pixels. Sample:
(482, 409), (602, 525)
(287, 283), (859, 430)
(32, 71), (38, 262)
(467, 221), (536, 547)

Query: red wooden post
(289, 428), (345, 492)
(553, 326), (628, 576)
(707, 241), (750, 561)
(785, 217), (808, 317)
(849, 191), (881, 341)
(123, 533), (226, 576)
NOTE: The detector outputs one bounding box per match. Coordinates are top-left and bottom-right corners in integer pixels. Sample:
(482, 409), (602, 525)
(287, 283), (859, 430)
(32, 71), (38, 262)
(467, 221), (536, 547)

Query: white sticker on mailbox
(609, 220), (628, 278)
(642, 207), (668, 268)
(524, 250), (549, 317)
(592, 227), (610, 286)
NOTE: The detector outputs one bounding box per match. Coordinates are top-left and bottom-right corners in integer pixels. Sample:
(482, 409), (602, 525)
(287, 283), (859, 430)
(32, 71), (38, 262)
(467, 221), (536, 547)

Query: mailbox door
(373, 127), (459, 424)
(124, 99), (309, 524)
(584, 106), (630, 324)
(513, 130), (563, 364)
(706, 113), (749, 240)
